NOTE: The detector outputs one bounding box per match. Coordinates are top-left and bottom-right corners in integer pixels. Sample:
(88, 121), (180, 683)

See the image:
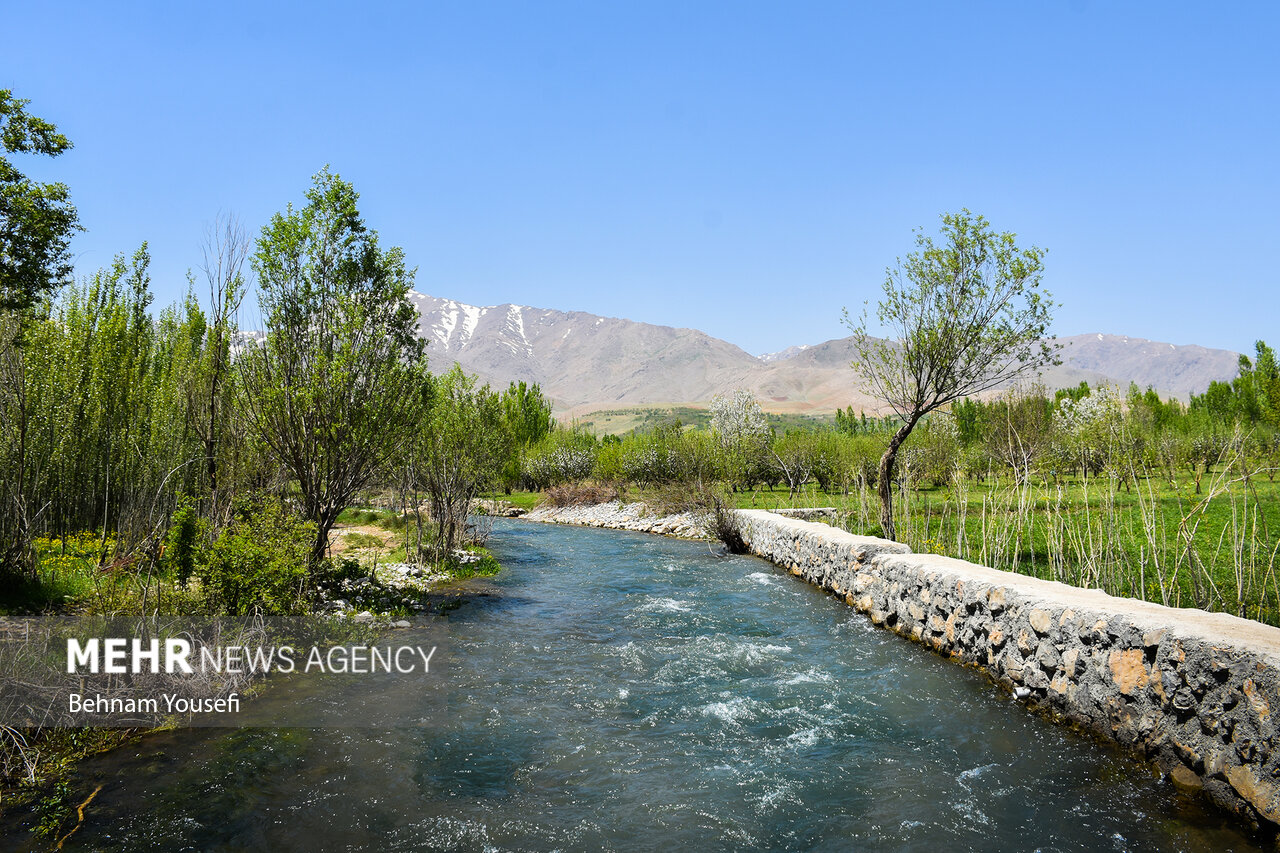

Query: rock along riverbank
(521, 500), (1280, 836)
(522, 500), (709, 539)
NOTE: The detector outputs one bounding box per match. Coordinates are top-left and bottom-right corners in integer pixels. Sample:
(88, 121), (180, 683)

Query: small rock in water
(352, 610), (375, 624)
(393, 620), (412, 629)
(1013, 686), (1031, 700)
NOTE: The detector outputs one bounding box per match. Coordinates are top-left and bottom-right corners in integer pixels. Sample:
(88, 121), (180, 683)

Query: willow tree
(498, 380), (553, 493)
(240, 168), (426, 562)
(845, 210), (1058, 541)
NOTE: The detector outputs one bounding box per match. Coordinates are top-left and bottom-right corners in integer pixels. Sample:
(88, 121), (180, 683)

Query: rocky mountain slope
(409, 292), (1242, 416)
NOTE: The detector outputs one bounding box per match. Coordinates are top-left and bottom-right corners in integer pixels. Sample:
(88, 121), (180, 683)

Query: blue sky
(4, 2), (1277, 356)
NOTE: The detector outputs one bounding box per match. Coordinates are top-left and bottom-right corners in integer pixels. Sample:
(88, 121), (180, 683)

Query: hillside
(409, 293), (1242, 416)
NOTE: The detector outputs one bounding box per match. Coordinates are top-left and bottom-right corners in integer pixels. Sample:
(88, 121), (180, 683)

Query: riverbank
(518, 500), (1280, 836)
(523, 499), (710, 539)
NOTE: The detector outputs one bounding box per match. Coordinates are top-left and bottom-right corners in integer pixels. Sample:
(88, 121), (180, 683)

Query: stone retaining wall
(736, 509), (1280, 833)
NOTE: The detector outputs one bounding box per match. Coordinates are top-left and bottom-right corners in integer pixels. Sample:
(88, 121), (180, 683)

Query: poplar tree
(0, 90), (79, 574)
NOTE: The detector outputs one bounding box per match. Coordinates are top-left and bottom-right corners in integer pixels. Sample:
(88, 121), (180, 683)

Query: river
(6, 519), (1265, 851)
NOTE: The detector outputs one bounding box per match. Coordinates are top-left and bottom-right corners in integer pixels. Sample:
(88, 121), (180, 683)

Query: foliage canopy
(0, 90), (80, 314)
(846, 209), (1058, 421)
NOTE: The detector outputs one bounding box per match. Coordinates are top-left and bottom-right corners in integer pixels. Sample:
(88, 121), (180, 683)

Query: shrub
(315, 556), (363, 590)
(709, 493), (748, 554)
(646, 482), (717, 516)
(1, 534), (104, 611)
(523, 430), (597, 488)
(197, 498), (314, 616)
(542, 482), (619, 507)
(593, 438), (624, 482)
(164, 499), (202, 587)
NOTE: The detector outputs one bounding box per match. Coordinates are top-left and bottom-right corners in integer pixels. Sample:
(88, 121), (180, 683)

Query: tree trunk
(311, 507), (339, 567)
(877, 417), (918, 542)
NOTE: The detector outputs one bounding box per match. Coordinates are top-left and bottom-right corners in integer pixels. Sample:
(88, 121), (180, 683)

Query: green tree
(501, 380), (554, 447)
(0, 244), (220, 581)
(950, 397), (983, 446)
(1232, 353), (1263, 424)
(409, 365), (510, 560)
(1244, 341), (1279, 429)
(240, 168), (426, 562)
(845, 210), (1057, 540)
(983, 385), (1053, 482)
(0, 90), (80, 314)
(1189, 342), (1279, 429)
(1191, 379), (1237, 425)
(499, 380), (553, 492)
(1054, 380), (1092, 406)
(33, 246), (165, 537)
(524, 427), (597, 488)
(771, 430), (817, 499)
(198, 497), (314, 616)
(911, 414), (961, 487)
(668, 426), (719, 488)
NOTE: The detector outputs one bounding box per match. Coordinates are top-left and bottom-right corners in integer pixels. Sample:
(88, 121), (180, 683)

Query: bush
(709, 493), (748, 554)
(542, 482), (619, 507)
(646, 482), (717, 516)
(0, 534), (104, 612)
(593, 438), (624, 482)
(314, 556), (363, 589)
(523, 430), (597, 488)
(164, 499), (203, 586)
(197, 498), (314, 616)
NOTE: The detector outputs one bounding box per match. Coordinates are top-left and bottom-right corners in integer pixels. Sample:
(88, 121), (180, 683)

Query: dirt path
(328, 524), (400, 557)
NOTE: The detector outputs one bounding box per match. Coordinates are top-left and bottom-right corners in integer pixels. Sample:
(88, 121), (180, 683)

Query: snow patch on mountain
(458, 303), (483, 348)
(759, 344), (812, 363)
(404, 291), (1242, 412)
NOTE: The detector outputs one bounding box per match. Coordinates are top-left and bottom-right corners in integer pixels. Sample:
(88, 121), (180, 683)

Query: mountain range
(406, 292), (1242, 417)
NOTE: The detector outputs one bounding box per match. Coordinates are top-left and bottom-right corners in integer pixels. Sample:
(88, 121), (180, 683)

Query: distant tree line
(520, 368), (1279, 503)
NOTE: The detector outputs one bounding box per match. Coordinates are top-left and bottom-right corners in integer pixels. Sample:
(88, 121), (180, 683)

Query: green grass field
(504, 471), (1280, 626)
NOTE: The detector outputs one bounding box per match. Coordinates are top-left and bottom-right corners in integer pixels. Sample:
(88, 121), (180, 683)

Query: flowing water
(5, 520), (1266, 851)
